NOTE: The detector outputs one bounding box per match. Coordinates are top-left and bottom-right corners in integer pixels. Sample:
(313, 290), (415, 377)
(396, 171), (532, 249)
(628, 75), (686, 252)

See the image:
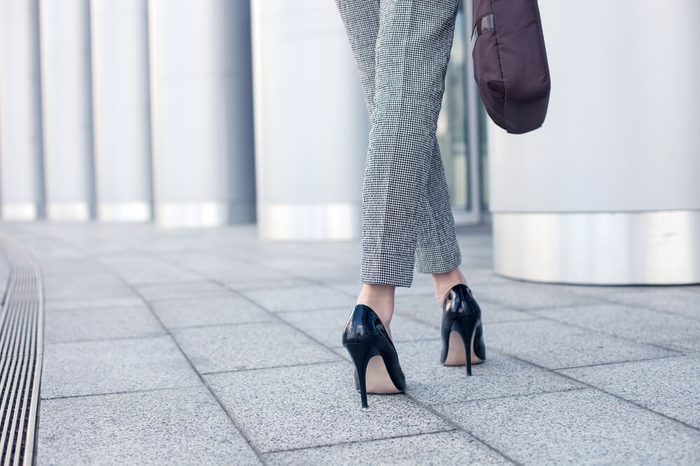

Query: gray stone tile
(37, 386), (260, 465)
(100, 254), (201, 284)
(205, 362), (451, 452)
(397, 293), (535, 328)
(599, 287), (700, 320)
(240, 285), (352, 312)
(460, 267), (519, 288)
(41, 336), (200, 399)
(171, 322), (340, 373)
(277, 308), (438, 348)
(436, 389), (700, 465)
(534, 303), (700, 353)
(559, 355), (700, 429)
(485, 319), (674, 369)
(479, 303), (536, 324)
(667, 336), (700, 355)
(256, 257), (361, 284)
(473, 282), (602, 311)
(394, 340), (582, 405)
(151, 295), (272, 329)
(301, 267), (365, 284)
(394, 293), (442, 327)
(45, 305), (165, 344)
(45, 296), (146, 312)
(136, 280), (232, 301)
(263, 430), (508, 465)
(43, 273), (135, 301)
(195, 263), (290, 283)
(326, 282), (366, 297)
(257, 257), (343, 273)
(226, 276), (319, 291)
(565, 284), (661, 300)
(38, 259), (105, 278)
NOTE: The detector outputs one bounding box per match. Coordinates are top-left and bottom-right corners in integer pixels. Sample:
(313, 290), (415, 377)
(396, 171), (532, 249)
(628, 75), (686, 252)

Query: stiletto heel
(440, 283), (486, 375)
(344, 342), (371, 408)
(342, 304), (406, 408)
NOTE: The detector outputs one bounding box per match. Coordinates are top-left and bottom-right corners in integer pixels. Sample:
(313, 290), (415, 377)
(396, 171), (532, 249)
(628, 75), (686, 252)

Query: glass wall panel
(436, 5), (470, 211)
(437, 3), (489, 217)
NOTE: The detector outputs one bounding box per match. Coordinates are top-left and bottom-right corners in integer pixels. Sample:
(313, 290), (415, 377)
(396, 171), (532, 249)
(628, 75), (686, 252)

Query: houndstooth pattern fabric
(335, 0), (463, 287)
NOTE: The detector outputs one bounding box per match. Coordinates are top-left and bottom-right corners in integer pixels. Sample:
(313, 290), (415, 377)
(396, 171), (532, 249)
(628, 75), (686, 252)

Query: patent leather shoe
(342, 304), (406, 408)
(440, 283), (486, 376)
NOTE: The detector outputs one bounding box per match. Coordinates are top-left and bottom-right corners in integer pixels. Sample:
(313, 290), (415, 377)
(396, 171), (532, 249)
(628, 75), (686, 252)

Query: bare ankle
(356, 283), (395, 329)
(432, 268), (467, 304)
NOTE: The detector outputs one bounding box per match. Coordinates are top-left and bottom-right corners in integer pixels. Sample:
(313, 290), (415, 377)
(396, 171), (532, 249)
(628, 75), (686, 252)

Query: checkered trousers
(334, 0), (463, 287)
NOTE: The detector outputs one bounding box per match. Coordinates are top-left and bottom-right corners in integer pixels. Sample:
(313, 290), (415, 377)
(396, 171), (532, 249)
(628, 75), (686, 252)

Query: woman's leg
(335, 0), (464, 321)
(361, 0), (462, 287)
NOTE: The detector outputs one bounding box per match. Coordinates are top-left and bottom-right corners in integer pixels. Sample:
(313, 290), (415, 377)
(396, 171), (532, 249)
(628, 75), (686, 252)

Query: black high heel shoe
(342, 304), (406, 408)
(440, 283), (486, 376)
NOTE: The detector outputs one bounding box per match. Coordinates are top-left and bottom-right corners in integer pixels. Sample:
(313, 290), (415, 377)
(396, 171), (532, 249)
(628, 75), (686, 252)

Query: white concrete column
(0, 0), (44, 220)
(90, 0), (152, 222)
(148, 0), (255, 227)
(38, 0), (95, 221)
(251, 0), (368, 240)
(489, 0), (700, 284)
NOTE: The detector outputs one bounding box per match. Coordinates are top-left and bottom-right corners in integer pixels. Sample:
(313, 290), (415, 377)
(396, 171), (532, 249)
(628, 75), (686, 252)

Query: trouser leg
(335, 0), (462, 286)
(414, 139), (462, 275)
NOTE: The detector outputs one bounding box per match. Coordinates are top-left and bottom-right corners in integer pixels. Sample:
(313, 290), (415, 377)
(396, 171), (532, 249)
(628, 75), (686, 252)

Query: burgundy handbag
(471, 0), (551, 134)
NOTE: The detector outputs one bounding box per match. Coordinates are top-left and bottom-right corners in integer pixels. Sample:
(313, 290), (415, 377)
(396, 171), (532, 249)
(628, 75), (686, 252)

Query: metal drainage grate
(0, 233), (44, 465)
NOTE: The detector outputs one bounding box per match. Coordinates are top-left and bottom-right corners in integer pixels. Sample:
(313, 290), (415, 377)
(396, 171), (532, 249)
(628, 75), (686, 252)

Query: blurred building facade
(0, 0), (485, 230)
(0, 0), (698, 284)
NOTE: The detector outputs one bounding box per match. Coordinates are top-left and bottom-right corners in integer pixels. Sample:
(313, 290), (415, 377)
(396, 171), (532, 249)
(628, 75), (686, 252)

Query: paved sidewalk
(1, 221), (699, 465)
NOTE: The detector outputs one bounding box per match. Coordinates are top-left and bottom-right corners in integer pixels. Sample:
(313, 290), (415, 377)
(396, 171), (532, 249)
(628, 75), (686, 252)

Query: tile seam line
(260, 428), (460, 456)
(43, 304), (151, 314)
(486, 300), (609, 313)
(40, 383), (204, 402)
(551, 354), (687, 372)
(45, 332), (169, 347)
(487, 311), (686, 356)
(414, 386), (589, 406)
(201, 360), (344, 377)
(438, 386), (591, 409)
(148, 252), (521, 465)
(565, 293), (700, 323)
(497, 351), (700, 434)
(166, 319), (282, 332)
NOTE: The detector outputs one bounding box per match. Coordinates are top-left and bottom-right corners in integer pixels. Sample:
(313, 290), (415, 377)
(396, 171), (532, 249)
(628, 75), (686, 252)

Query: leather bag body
(471, 0), (551, 134)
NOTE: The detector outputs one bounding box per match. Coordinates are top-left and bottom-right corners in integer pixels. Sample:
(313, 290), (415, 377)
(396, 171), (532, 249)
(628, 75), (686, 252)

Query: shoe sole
(364, 355), (403, 394)
(443, 329), (484, 366)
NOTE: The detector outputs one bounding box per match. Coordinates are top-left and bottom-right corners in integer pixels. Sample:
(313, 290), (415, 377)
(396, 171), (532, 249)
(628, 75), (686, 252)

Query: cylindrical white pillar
(251, 0), (368, 240)
(39, 0), (95, 221)
(148, 0), (255, 227)
(489, 0), (700, 284)
(90, 0), (152, 222)
(0, 0), (44, 220)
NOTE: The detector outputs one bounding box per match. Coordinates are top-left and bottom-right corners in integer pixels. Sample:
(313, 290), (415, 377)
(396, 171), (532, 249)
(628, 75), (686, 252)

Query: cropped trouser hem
(360, 251), (416, 288)
(415, 241), (462, 275)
